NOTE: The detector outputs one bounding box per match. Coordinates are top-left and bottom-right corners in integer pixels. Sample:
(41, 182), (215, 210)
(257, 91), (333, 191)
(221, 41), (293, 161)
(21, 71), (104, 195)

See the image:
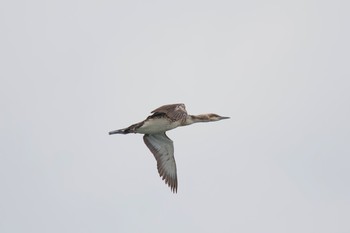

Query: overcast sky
(1, 0), (349, 232)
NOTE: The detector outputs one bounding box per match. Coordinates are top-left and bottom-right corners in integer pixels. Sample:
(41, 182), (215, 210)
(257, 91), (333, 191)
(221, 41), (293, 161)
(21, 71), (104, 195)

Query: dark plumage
(109, 103), (229, 193)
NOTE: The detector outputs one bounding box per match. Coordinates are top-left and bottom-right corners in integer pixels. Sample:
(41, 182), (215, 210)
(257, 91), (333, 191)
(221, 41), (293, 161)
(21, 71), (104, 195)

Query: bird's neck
(184, 114), (211, 125)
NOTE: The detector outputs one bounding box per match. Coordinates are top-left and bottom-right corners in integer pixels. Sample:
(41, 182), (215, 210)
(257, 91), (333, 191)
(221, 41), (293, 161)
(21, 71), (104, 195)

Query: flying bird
(109, 103), (229, 193)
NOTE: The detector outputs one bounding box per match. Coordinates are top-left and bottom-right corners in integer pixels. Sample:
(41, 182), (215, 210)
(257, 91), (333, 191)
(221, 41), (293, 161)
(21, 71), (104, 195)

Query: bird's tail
(108, 128), (128, 135)
(109, 121), (143, 135)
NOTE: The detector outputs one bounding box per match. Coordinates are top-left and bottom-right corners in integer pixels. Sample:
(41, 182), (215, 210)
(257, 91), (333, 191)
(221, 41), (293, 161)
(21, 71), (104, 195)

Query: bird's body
(135, 116), (182, 134)
(109, 103), (229, 193)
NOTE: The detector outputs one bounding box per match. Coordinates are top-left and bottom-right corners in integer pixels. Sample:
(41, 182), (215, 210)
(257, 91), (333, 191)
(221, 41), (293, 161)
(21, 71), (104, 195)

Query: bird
(109, 103), (229, 193)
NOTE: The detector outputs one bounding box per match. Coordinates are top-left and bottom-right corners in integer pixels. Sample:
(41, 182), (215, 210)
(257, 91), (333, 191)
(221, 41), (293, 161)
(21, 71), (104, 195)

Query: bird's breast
(136, 118), (181, 134)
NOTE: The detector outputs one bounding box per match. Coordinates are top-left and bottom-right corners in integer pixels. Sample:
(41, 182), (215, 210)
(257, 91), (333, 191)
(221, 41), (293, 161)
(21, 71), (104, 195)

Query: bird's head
(206, 113), (230, 121)
(190, 113), (230, 123)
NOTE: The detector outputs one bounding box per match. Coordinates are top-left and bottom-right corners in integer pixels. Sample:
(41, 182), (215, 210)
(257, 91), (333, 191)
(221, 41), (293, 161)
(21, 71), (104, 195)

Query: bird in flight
(109, 103), (229, 193)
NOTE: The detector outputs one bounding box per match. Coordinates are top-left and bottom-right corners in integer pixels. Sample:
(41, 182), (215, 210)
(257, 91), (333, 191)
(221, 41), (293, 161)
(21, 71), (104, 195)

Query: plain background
(1, 0), (349, 232)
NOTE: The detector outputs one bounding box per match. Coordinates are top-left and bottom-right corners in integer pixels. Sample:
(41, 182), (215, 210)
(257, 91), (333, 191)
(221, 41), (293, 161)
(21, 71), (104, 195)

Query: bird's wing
(151, 103), (187, 121)
(143, 133), (177, 193)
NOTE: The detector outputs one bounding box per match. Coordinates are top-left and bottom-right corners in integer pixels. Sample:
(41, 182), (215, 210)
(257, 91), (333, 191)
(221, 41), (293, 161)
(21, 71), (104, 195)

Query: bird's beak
(219, 116), (230, 120)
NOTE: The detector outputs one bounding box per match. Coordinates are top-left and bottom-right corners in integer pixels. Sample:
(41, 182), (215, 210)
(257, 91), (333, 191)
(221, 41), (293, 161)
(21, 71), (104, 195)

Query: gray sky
(1, 0), (349, 232)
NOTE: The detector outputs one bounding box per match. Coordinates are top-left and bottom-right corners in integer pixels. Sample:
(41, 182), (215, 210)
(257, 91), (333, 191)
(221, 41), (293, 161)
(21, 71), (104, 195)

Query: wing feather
(143, 133), (178, 193)
(151, 103), (187, 122)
